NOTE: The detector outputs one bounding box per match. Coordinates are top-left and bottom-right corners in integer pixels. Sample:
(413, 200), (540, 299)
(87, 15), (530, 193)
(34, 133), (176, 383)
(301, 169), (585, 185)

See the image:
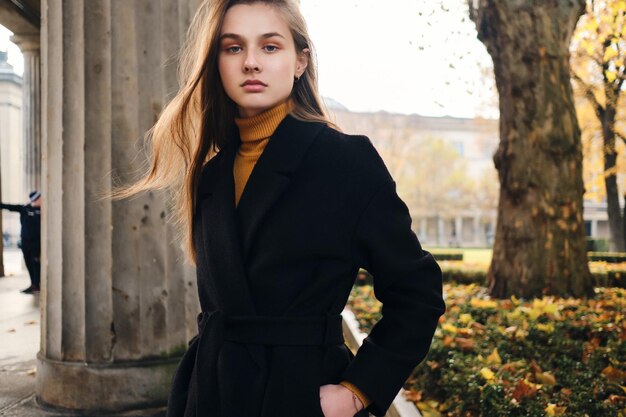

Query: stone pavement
(0, 249), (40, 417)
(0, 249), (165, 417)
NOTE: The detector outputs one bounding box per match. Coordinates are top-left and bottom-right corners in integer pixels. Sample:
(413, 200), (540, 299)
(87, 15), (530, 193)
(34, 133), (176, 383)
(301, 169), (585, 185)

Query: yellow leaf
(605, 69), (618, 83)
(536, 371), (557, 385)
(527, 308), (543, 320)
(486, 348), (502, 365)
(416, 400), (442, 417)
(536, 323), (555, 333)
(545, 403), (567, 416)
(515, 328), (528, 340)
(471, 298), (498, 309)
(585, 18), (599, 32)
(604, 46), (618, 62)
(480, 367), (495, 382)
(459, 313), (473, 324)
(441, 323), (458, 334)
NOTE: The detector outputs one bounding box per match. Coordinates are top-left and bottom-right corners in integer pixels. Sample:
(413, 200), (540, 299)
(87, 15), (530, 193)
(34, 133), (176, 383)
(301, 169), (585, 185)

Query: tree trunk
(623, 194), (626, 249)
(470, 0), (593, 298)
(602, 84), (625, 251)
(603, 110), (624, 252)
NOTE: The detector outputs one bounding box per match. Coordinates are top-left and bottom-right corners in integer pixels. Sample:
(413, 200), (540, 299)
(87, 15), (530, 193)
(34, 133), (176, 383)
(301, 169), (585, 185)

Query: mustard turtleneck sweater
(233, 99), (294, 207)
(232, 99), (372, 410)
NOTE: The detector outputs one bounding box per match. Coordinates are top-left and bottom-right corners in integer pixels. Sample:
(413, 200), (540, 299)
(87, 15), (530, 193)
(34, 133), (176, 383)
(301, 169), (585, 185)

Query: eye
(264, 45), (279, 52)
(225, 45), (242, 53)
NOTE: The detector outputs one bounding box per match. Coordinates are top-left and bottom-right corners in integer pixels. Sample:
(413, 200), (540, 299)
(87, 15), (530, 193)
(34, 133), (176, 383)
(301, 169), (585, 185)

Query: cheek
(218, 59), (236, 86)
(268, 62), (295, 83)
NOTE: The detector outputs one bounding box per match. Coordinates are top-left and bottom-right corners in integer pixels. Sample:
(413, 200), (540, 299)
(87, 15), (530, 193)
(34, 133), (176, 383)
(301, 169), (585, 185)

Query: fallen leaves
(512, 378), (540, 401)
(545, 403), (567, 416)
(479, 367), (495, 382)
(348, 283), (626, 417)
(601, 366), (626, 384)
(485, 348), (502, 365)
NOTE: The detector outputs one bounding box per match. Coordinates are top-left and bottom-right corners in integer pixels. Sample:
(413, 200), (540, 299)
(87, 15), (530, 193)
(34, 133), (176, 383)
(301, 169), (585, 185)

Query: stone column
(437, 216), (445, 246)
(454, 216), (462, 246)
(38, 0), (199, 412)
(473, 216), (480, 246)
(10, 33), (41, 194)
(591, 220), (598, 238)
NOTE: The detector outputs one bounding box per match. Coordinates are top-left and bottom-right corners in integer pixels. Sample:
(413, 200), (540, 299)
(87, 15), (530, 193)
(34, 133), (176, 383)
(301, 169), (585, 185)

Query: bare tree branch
(615, 129), (626, 146)
(572, 71), (605, 120)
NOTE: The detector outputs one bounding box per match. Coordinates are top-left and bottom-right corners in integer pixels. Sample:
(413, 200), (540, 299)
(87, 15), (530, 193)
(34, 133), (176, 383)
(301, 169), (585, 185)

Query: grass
(424, 247), (493, 266)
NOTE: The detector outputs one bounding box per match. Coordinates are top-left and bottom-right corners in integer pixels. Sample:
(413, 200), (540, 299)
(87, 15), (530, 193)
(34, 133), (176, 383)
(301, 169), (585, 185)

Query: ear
(295, 47), (309, 78)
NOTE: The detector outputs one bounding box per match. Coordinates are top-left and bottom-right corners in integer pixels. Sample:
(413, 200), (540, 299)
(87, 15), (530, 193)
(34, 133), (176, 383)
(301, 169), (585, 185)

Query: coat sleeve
(339, 138), (446, 417)
(0, 203), (24, 213)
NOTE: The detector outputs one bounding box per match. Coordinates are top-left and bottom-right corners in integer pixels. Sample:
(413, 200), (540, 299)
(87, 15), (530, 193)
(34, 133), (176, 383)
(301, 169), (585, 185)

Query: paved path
(0, 249), (41, 416)
(0, 250), (164, 416)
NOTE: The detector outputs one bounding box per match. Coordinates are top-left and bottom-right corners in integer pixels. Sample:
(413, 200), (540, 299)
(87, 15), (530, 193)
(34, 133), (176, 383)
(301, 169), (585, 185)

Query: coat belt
(194, 310), (345, 416)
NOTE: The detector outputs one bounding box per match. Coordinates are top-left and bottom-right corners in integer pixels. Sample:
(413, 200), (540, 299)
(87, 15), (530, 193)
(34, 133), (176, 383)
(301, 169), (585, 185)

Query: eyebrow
(219, 32), (286, 42)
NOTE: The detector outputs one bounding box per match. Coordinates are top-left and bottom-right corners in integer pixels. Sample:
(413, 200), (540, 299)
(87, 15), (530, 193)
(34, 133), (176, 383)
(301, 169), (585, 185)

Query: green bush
(438, 264), (626, 289)
(588, 252), (626, 263)
(441, 266), (487, 285)
(587, 238), (610, 253)
(432, 253), (464, 261)
(347, 284), (626, 417)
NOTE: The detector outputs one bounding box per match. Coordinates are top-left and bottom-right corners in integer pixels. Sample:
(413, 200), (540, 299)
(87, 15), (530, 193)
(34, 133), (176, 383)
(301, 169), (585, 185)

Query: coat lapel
(195, 114), (324, 373)
(196, 115), (324, 310)
(235, 115), (324, 262)
(197, 138), (257, 316)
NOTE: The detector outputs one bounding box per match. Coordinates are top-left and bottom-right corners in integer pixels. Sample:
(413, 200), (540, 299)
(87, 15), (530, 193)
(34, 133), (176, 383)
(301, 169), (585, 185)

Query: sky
(299, 0), (497, 118)
(0, 0), (498, 119)
(0, 25), (22, 73)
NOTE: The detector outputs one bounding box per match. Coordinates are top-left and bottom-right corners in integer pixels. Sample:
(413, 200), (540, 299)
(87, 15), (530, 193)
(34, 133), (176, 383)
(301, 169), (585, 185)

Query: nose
(243, 50), (261, 73)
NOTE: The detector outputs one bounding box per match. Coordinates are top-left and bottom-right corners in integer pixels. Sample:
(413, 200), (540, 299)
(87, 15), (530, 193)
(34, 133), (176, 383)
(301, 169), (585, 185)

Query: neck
(234, 98), (294, 142)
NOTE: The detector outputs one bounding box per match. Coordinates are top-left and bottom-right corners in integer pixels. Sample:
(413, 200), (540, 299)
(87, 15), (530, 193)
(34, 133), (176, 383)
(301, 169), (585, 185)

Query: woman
(114, 1), (445, 416)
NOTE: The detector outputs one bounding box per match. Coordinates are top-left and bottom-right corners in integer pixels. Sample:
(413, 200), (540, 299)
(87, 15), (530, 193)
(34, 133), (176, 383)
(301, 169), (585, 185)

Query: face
(218, 3), (308, 118)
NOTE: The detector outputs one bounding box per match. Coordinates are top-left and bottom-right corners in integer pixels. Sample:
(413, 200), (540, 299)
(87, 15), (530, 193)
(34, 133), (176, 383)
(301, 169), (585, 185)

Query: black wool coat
(166, 114), (446, 417)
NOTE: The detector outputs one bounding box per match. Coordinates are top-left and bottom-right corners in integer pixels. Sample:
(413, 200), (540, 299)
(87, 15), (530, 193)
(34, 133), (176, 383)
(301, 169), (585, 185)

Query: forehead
(221, 3), (291, 39)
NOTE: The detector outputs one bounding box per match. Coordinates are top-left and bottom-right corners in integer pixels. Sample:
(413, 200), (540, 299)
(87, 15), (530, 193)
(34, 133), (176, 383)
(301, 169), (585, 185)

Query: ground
(0, 249), (166, 417)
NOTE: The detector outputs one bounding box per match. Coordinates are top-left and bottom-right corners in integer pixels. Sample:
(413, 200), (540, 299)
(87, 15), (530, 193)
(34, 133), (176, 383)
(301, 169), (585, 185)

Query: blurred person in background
(0, 190), (41, 294)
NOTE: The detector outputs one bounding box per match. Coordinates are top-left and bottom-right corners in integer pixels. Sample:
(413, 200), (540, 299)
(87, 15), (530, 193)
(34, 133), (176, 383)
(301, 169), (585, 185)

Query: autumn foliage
(347, 283), (626, 416)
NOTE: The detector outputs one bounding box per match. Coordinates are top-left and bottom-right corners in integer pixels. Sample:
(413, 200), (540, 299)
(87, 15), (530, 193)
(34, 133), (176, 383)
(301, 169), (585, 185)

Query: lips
(242, 79), (267, 93)
(242, 80), (267, 86)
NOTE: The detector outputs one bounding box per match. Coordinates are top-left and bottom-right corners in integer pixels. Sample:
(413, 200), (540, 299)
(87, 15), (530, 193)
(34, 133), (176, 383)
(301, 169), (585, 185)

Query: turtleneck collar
(234, 98), (295, 142)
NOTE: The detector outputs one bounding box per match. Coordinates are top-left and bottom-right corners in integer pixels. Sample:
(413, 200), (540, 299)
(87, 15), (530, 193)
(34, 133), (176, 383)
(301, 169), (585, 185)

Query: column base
(36, 352), (180, 413)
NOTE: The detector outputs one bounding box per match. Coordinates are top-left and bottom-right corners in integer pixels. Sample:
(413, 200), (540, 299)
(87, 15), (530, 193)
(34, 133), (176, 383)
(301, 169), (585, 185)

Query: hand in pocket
(319, 384), (364, 417)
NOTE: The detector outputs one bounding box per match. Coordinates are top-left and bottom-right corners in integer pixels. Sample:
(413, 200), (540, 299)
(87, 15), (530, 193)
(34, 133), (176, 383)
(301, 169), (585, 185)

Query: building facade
(0, 49), (24, 246)
(329, 105), (612, 248)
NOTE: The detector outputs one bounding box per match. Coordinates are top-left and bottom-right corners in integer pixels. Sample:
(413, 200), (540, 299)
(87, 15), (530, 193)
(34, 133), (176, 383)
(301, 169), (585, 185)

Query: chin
(238, 99), (281, 115)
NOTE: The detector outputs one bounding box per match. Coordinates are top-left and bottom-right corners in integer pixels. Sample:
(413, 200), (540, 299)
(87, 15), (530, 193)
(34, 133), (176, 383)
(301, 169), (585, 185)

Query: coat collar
(197, 114), (325, 315)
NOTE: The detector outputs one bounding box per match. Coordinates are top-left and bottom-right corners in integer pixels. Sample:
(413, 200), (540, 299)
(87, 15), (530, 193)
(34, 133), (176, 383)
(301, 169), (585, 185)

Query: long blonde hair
(110, 0), (336, 265)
